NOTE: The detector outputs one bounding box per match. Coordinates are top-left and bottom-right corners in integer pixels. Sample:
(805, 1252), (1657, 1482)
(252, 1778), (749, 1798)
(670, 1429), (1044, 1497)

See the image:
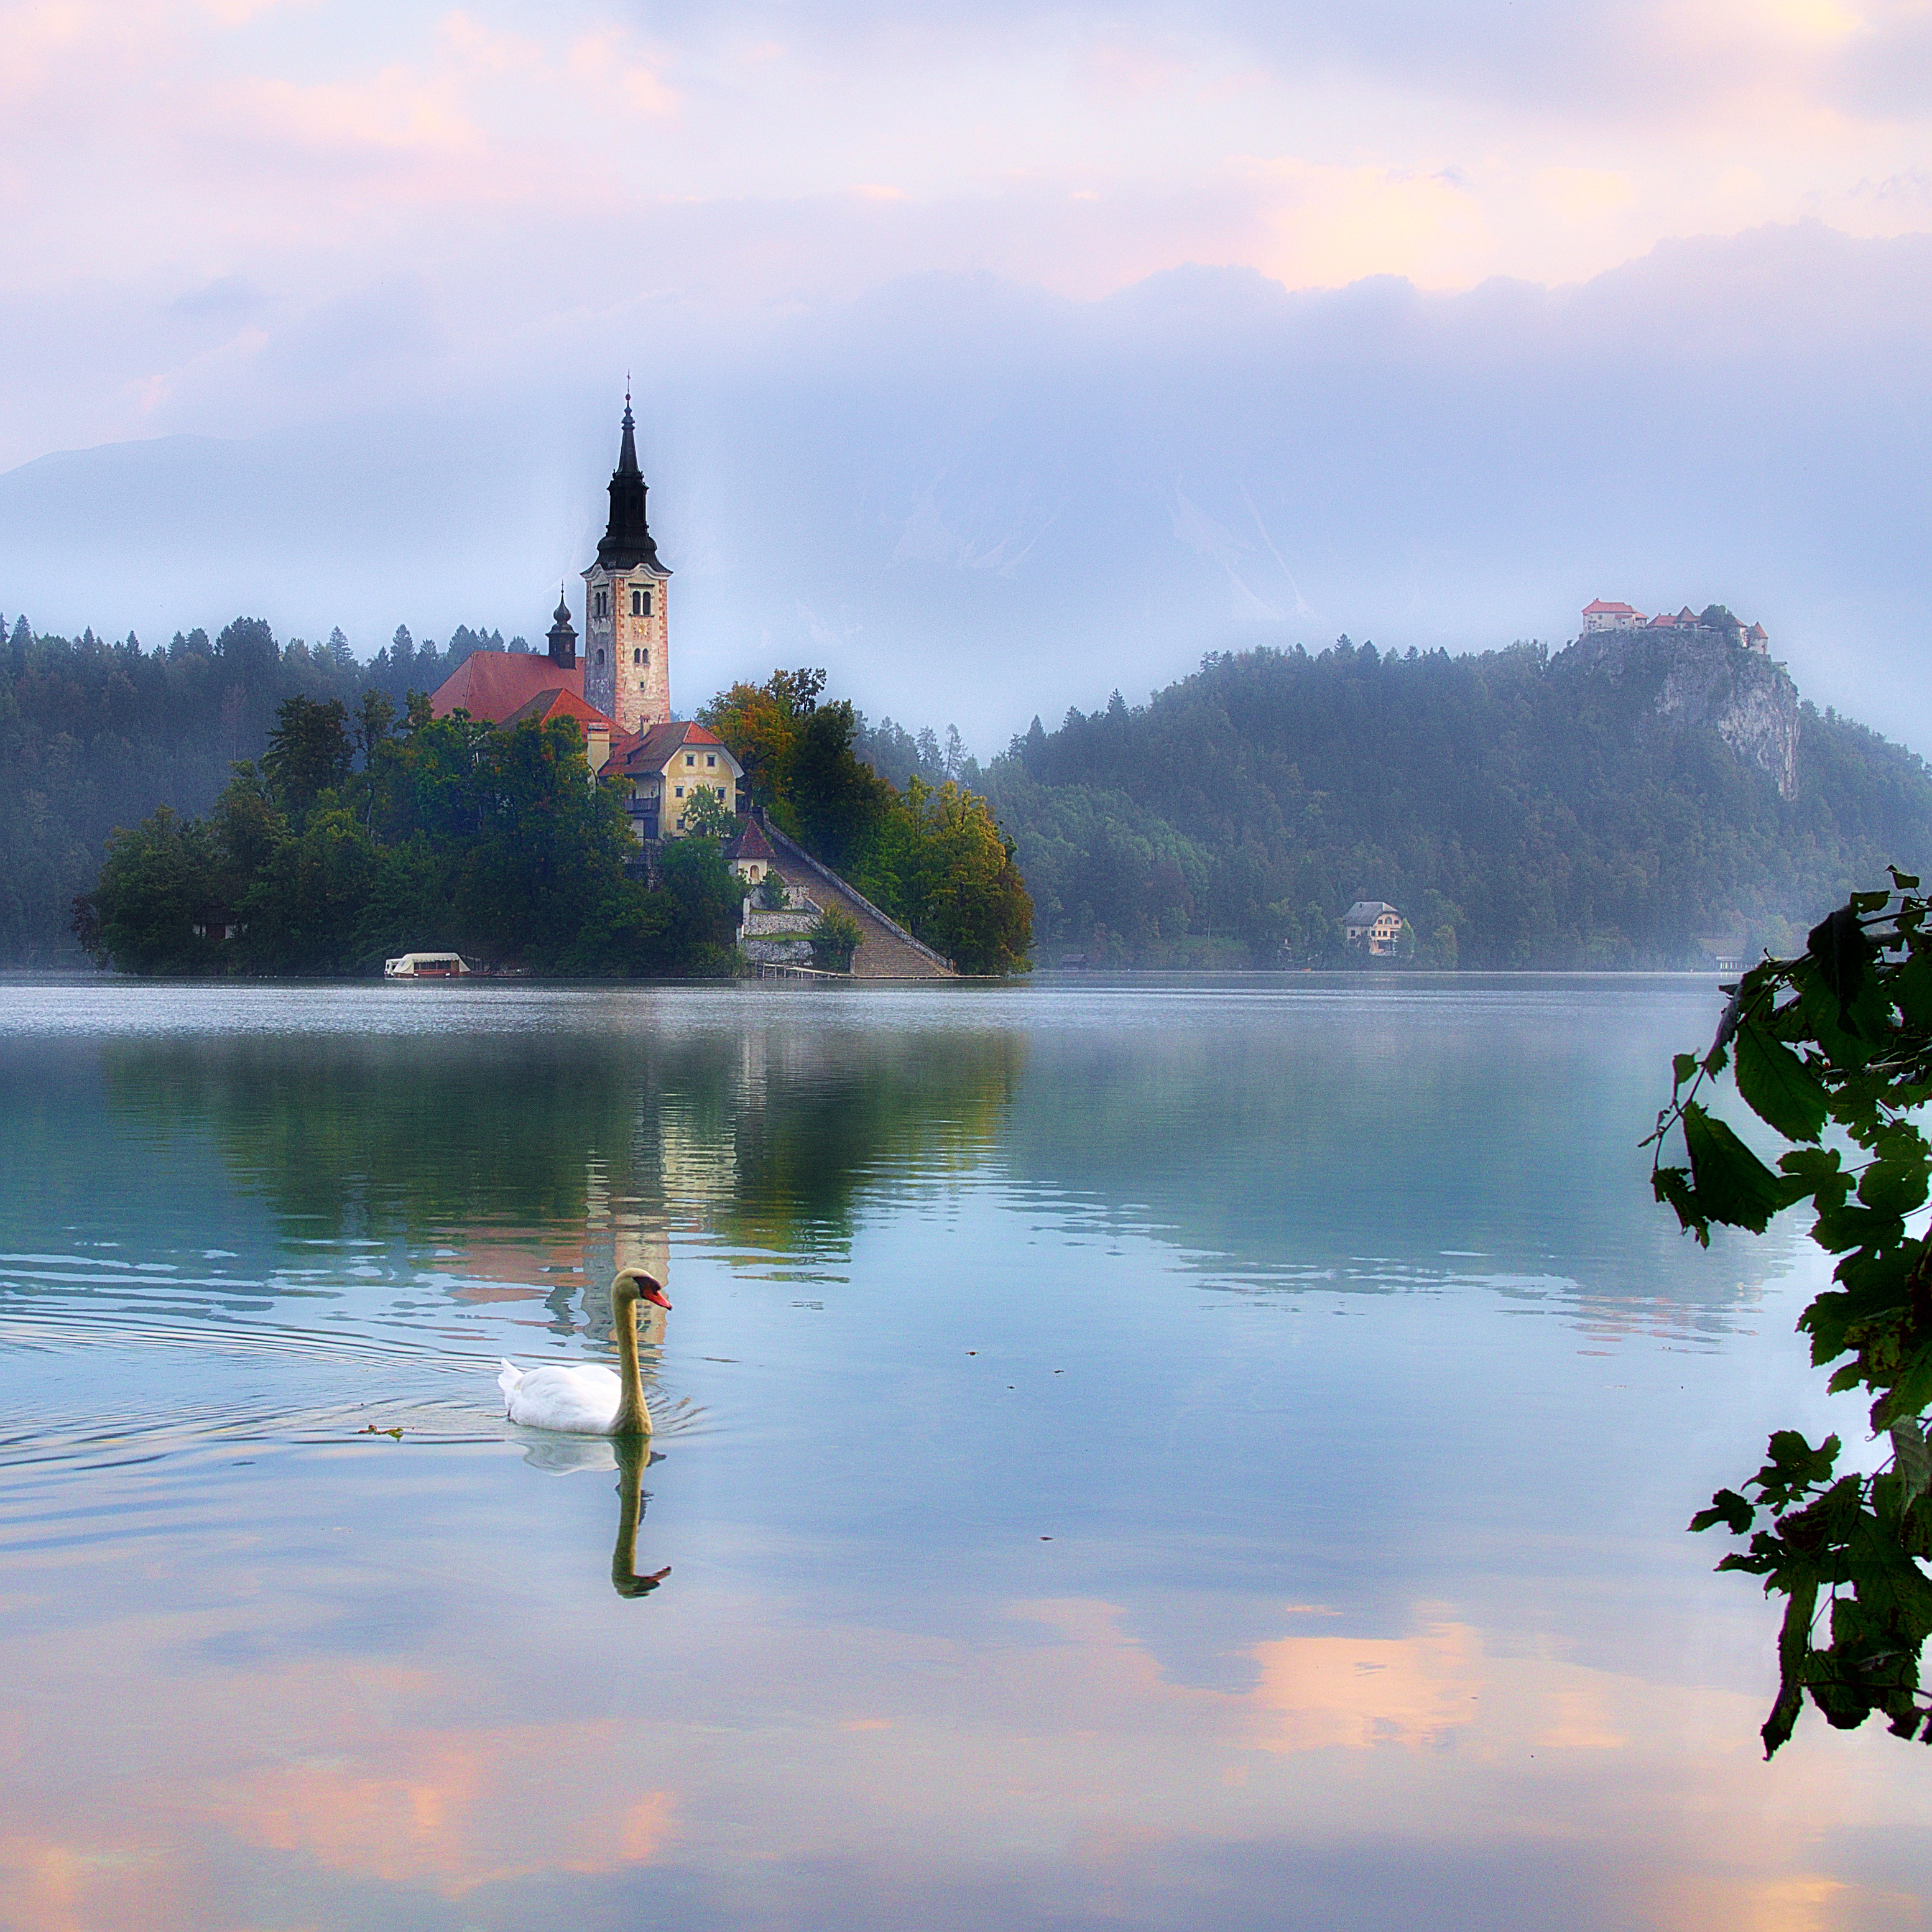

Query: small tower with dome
(545, 589), (576, 668)
(581, 394), (672, 734)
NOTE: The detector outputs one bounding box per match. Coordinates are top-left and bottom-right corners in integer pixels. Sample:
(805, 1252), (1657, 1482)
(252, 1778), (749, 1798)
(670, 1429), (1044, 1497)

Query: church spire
(596, 394), (667, 575)
(547, 585), (577, 668)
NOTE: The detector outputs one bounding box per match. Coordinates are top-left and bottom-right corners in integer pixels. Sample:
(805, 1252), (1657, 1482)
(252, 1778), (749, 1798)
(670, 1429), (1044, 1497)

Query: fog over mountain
(4, 221), (1928, 753)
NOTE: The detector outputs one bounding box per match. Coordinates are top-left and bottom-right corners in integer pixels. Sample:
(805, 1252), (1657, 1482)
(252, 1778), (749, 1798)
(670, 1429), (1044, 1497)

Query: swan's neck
(611, 1295), (652, 1436)
(612, 1437), (644, 1583)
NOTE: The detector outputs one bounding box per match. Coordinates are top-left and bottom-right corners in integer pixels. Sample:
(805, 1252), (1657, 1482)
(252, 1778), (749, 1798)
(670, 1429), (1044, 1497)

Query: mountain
(4, 223), (1931, 751)
(978, 628), (1932, 969)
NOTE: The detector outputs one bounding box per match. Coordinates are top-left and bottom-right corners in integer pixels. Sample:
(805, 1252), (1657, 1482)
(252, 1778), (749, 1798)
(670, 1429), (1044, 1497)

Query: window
(632, 649), (640, 665)
(685, 754), (695, 767)
(674, 785), (683, 798)
(706, 754), (716, 767)
(675, 816), (685, 830)
(715, 786), (724, 800)
(631, 588), (642, 617)
(643, 589), (653, 617)
(641, 649), (649, 665)
(595, 589), (608, 618)
(596, 648), (604, 666)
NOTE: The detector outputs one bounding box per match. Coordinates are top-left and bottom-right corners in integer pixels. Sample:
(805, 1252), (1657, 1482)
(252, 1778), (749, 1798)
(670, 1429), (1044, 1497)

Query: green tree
(790, 701), (895, 870)
(1650, 871), (1932, 1755)
(809, 905), (863, 972)
(681, 786), (737, 840)
(90, 807), (228, 974)
(262, 694), (353, 820)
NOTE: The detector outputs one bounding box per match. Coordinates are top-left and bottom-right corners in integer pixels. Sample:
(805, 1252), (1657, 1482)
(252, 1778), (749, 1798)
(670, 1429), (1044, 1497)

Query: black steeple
(547, 587), (577, 668)
(595, 393), (668, 575)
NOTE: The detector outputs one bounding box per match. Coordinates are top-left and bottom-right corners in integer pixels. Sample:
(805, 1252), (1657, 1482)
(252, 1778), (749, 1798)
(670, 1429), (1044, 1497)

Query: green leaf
(1673, 1052), (1698, 1089)
(1763, 1573), (1819, 1759)
(1895, 952), (1932, 1031)
(1691, 1489), (1755, 1536)
(1653, 1164), (1709, 1246)
(1859, 1156), (1931, 1218)
(1683, 1102), (1785, 1233)
(1734, 1020), (1828, 1144)
(1875, 1345), (1932, 1431)
(1890, 1423), (1932, 1509)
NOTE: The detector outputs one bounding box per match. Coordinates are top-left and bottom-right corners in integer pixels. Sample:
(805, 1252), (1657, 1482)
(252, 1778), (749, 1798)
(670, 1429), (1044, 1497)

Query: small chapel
(427, 397), (744, 844)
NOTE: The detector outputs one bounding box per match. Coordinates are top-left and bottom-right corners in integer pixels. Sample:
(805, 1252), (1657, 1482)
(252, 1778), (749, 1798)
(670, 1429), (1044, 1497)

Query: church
(427, 398), (744, 843)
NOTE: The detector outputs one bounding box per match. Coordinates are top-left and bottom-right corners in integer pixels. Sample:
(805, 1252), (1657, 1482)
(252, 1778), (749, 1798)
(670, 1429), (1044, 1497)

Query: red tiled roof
(620, 719), (736, 774)
(498, 686), (612, 732)
(723, 817), (777, 862)
(1582, 599), (1639, 616)
(428, 652), (593, 724)
(1748, 622), (1768, 639)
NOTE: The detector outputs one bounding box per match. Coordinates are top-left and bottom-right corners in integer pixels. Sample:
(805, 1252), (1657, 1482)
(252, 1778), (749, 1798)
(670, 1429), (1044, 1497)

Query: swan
(499, 1269), (671, 1435)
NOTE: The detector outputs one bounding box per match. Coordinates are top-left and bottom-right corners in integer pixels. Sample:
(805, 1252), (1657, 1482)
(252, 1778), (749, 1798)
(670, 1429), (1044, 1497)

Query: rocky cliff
(1558, 629), (1800, 798)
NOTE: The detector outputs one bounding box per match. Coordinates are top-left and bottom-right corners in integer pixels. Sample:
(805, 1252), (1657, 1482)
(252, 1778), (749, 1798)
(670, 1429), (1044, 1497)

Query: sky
(4, 0), (1932, 747)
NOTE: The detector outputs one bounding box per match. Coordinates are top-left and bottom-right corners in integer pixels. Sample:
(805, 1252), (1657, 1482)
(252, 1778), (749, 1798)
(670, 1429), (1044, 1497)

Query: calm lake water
(1, 974), (1924, 1931)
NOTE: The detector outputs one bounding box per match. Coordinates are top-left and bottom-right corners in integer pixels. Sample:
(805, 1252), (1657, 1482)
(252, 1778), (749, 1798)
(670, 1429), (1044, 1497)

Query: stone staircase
(760, 824), (957, 979)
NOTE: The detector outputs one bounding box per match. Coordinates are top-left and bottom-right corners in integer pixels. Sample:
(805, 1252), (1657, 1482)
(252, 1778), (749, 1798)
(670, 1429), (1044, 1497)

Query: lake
(1, 974), (1923, 1931)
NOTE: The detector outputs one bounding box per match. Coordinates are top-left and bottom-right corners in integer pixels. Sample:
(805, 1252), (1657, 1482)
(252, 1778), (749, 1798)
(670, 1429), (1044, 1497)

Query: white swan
(499, 1269), (670, 1435)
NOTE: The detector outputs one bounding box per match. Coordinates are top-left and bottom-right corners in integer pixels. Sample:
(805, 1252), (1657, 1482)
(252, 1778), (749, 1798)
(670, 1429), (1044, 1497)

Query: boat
(383, 952), (471, 979)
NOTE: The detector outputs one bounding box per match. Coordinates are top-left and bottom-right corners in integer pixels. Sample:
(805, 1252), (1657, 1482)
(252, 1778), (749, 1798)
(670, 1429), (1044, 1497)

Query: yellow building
(608, 720), (743, 841)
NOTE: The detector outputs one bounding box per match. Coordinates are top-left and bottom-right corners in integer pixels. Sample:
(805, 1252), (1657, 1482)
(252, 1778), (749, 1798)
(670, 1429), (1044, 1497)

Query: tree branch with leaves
(1648, 868), (1932, 1755)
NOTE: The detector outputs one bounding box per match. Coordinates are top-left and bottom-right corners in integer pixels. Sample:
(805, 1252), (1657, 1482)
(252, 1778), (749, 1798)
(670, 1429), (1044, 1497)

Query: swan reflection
(611, 1435), (670, 1599)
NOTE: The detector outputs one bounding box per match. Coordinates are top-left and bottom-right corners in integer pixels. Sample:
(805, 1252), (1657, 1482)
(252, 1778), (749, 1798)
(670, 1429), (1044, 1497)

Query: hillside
(978, 632), (1932, 969)
(7, 612), (1927, 973)
(0, 619), (514, 963)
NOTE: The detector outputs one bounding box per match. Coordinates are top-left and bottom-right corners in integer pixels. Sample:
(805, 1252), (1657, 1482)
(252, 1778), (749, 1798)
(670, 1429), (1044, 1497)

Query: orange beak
(642, 1282), (672, 1310)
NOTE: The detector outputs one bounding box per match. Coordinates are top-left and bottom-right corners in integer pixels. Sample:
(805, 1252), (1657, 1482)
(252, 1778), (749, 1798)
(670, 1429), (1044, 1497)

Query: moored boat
(383, 952), (471, 979)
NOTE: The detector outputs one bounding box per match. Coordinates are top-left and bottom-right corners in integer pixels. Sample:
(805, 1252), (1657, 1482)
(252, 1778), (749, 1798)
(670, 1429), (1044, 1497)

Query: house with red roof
(1581, 599), (1646, 634)
(425, 402), (742, 839)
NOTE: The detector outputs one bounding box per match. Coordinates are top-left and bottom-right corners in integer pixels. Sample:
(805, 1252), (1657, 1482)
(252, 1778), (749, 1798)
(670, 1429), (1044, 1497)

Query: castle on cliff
(1581, 600), (1769, 652)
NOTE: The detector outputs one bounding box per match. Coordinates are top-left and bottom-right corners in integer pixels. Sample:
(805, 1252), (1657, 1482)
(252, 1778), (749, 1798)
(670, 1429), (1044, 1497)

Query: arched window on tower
(632, 649), (640, 665)
(596, 648), (604, 666)
(631, 588), (642, 617)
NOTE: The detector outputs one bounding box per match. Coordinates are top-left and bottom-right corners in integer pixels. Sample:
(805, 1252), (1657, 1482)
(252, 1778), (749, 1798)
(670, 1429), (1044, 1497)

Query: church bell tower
(582, 394), (671, 733)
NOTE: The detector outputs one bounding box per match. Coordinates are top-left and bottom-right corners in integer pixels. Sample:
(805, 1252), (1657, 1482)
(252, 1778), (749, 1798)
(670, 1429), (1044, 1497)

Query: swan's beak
(642, 1283), (672, 1310)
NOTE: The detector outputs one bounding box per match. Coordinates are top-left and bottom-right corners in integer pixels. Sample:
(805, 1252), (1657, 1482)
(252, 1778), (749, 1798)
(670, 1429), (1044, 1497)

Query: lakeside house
(1344, 900), (1404, 955)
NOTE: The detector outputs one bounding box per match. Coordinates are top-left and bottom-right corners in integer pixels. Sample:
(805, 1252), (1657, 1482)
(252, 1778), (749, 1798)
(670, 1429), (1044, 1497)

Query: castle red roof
(429, 651), (591, 724)
(1582, 599), (1639, 616)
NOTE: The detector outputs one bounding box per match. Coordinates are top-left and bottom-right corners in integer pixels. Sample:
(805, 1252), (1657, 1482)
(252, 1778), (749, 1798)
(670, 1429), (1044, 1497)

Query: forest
(0, 617), (516, 964)
(9, 612), (1931, 973)
(972, 637), (1932, 969)
(77, 691), (744, 977)
(14, 616), (1031, 976)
